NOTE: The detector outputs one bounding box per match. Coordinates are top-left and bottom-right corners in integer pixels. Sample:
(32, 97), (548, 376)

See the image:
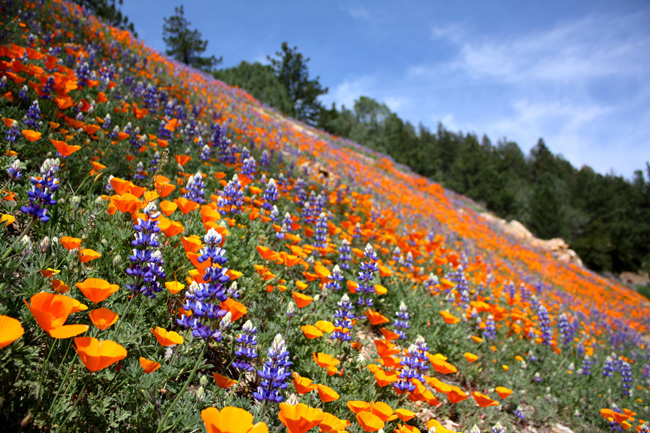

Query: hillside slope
(0, 1), (648, 432)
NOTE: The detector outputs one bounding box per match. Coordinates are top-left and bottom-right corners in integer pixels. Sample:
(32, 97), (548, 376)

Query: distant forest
(215, 61), (650, 276)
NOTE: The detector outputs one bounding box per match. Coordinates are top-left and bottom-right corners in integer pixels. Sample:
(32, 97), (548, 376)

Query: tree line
(86, 3), (650, 276)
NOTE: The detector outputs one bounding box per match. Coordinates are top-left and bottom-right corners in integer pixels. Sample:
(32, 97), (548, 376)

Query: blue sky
(122, 1), (650, 178)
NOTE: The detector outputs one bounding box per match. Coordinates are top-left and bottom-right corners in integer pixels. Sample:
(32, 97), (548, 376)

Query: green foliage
(214, 61), (293, 114)
(72, 0), (137, 37)
(163, 6), (221, 72)
(267, 42), (328, 126)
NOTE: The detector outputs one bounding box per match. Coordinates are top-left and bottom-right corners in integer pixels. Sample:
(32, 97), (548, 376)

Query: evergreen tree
(163, 6), (221, 72)
(214, 61), (292, 114)
(72, 0), (137, 36)
(267, 42), (328, 126)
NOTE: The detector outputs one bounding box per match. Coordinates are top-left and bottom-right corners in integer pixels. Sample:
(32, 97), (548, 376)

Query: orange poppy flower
(88, 308), (119, 330)
(495, 386), (513, 399)
(316, 384), (340, 402)
(471, 391), (499, 407)
(394, 408), (415, 422)
(301, 325), (323, 339)
(429, 354), (457, 374)
(373, 368), (398, 387)
(181, 235), (203, 253)
(313, 352), (340, 369)
(40, 268), (60, 278)
(1, 214), (15, 226)
(295, 281), (308, 290)
(50, 279), (70, 294)
(356, 411), (384, 432)
(365, 309), (389, 325)
(74, 337), (127, 372)
(22, 129), (41, 142)
(220, 298), (247, 322)
(278, 402), (324, 433)
(315, 321), (334, 333)
(380, 327), (400, 341)
(163, 220), (184, 237)
(60, 236), (82, 250)
(201, 406), (268, 433)
(212, 372), (238, 388)
(464, 352), (479, 363)
(165, 281), (185, 294)
(24, 292), (89, 339)
(75, 278), (119, 303)
(174, 197), (199, 214)
(318, 413), (349, 433)
(0, 314), (24, 348)
(292, 292), (313, 309)
(445, 386), (468, 404)
(151, 327), (184, 346)
(159, 200), (178, 216)
(440, 310), (460, 324)
(110, 193), (142, 214)
(78, 249), (101, 263)
(600, 408), (630, 424)
(139, 357), (161, 374)
(110, 177), (134, 195)
(369, 402), (395, 422)
(394, 424), (419, 433)
(292, 372), (316, 394)
(49, 138), (81, 156)
(347, 401), (371, 414)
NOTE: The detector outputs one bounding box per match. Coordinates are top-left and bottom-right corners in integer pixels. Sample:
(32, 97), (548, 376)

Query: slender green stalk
(1, 216), (36, 261)
(156, 340), (209, 433)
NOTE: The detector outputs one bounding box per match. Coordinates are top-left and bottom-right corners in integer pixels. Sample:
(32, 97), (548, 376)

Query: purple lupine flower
(603, 355), (616, 377)
(394, 343), (421, 393)
(177, 228), (230, 340)
(424, 273), (438, 292)
(126, 203), (166, 298)
(21, 158), (60, 223)
(6, 159), (22, 180)
(491, 423), (505, 433)
(260, 150), (270, 167)
(579, 356), (592, 376)
(222, 174), (244, 214)
(332, 294), (354, 341)
(314, 212), (328, 250)
(184, 171), (206, 204)
(262, 178), (278, 211)
(537, 305), (552, 345)
(294, 178), (307, 205)
(557, 313), (571, 346)
(23, 100), (41, 128)
(483, 314), (496, 340)
(394, 302), (410, 340)
(357, 244), (379, 307)
(233, 320), (258, 372)
(254, 334), (292, 403)
(269, 206), (280, 222)
(5, 121), (20, 142)
(241, 156), (256, 178)
(325, 265), (343, 292)
(338, 238), (351, 270)
(620, 360), (633, 396)
(282, 212), (294, 231)
(132, 161), (146, 181)
(200, 144), (212, 162)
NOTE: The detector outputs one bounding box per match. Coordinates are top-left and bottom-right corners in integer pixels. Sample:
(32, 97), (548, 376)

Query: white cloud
(322, 75), (377, 109)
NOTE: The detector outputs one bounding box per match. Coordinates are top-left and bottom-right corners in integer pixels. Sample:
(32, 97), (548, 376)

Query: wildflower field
(1, 1), (650, 432)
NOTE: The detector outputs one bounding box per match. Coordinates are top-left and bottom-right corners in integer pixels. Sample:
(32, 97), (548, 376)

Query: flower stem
(156, 340), (209, 433)
(1, 216), (36, 261)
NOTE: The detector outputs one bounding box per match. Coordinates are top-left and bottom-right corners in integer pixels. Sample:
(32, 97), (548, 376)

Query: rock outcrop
(480, 212), (584, 267)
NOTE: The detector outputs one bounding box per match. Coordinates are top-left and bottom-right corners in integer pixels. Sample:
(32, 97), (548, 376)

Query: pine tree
(163, 6), (221, 72)
(267, 42), (328, 126)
